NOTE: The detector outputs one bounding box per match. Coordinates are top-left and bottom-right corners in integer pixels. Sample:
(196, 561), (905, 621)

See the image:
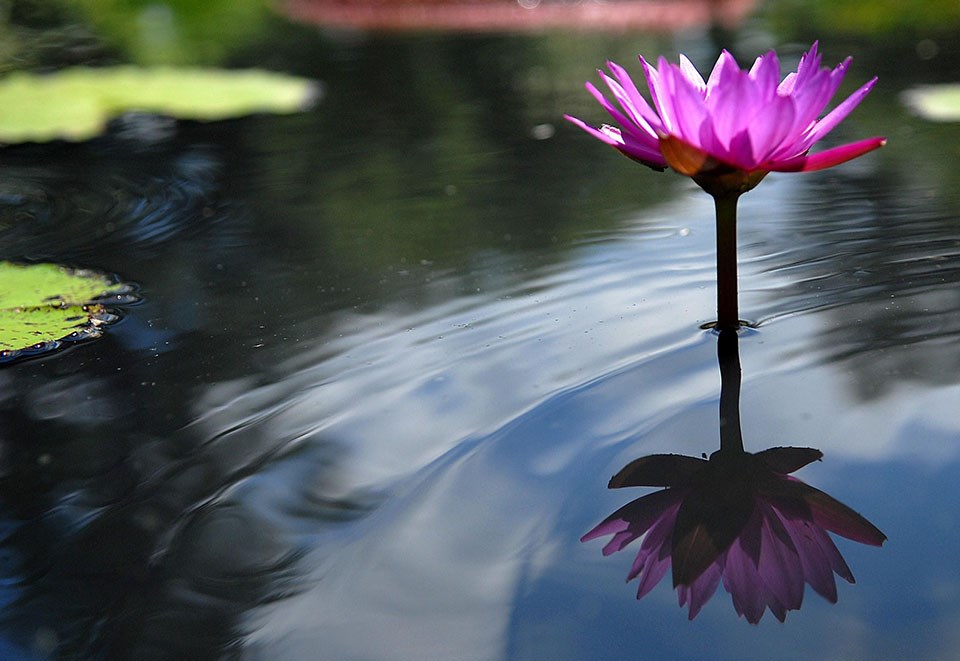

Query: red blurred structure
(281, 0), (757, 32)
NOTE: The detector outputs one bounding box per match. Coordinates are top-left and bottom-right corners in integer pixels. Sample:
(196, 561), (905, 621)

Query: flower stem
(713, 192), (741, 330)
(717, 328), (744, 454)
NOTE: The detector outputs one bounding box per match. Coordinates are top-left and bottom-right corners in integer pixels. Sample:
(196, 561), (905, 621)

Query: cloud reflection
(583, 330), (886, 623)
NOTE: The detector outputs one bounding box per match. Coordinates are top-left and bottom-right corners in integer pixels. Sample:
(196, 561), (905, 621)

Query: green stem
(713, 192), (741, 330)
(717, 328), (744, 454)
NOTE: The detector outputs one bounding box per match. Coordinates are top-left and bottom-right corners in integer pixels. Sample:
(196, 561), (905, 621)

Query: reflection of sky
(168, 168), (960, 657)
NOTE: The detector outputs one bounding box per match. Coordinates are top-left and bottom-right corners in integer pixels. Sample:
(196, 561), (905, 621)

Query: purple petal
(726, 129), (755, 170)
(747, 93), (797, 164)
(756, 502), (805, 611)
(706, 67), (759, 154)
(792, 60), (849, 135)
(800, 76), (878, 148)
(629, 508), (678, 590)
(641, 56), (677, 135)
(634, 548), (672, 598)
(584, 81), (659, 149)
(777, 514), (840, 602)
(681, 562), (722, 619)
(581, 488), (682, 548)
(812, 525), (856, 584)
(722, 535), (771, 624)
(668, 66), (712, 148)
(563, 113), (666, 167)
(777, 71), (797, 96)
(748, 50), (781, 99)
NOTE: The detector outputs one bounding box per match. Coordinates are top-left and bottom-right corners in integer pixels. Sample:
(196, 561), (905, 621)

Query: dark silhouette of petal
(608, 453), (706, 488)
(755, 446), (823, 474)
(760, 478), (887, 546)
(804, 487), (888, 546)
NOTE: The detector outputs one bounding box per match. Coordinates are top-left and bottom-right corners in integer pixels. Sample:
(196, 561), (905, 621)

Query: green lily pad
(0, 262), (134, 364)
(0, 66), (320, 143)
(903, 84), (960, 122)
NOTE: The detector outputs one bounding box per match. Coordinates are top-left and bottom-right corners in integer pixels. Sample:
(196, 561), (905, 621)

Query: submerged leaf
(0, 262), (133, 364)
(0, 66), (321, 143)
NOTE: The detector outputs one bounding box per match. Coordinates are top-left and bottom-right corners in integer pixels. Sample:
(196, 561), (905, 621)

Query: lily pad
(903, 84), (960, 122)
(0, 66), (320, 143)
(0, 262), (134, 364)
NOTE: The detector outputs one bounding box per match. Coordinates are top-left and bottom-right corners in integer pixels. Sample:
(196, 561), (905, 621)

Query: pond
(1, 2), (960, 658)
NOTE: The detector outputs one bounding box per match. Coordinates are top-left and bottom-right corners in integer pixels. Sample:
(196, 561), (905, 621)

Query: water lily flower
(582, 447), (886, 623)
(565, 43), (886, 327)
(566, 41), (884, 189)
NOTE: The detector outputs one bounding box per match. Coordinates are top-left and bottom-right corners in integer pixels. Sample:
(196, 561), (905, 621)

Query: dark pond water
(2, 10), (960, 660)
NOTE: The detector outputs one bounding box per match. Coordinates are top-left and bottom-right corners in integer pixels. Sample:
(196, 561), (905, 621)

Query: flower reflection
(583, 331), (886, 622)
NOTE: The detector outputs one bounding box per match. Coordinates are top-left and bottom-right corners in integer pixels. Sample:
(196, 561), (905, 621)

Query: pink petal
(605, 60), (664, 132)
(583, 81), (654, 145)
(705, 50), (741, 94)
(678, 53), (706, 92)
(772, 62), (849, 160)
(641, 56), (676, 134)
(564, 113), (665, 167)
(668, 66), (712, 148)
(748, 50), (781, 100)
(564, 114), (621, 148)
(777, 71), (797, 96)
(784, 41), (823, 93)
(599, 70), (658, 137)
(770, 136), (886, 172)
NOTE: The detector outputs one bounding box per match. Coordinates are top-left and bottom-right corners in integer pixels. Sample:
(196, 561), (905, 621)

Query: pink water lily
(566, 43), (886, 328)
(583, 448), (886, 623)
(565, 42), (885, 188)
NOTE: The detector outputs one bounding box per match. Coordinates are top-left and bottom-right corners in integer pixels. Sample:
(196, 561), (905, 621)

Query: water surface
(1, 24), (959, 660)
